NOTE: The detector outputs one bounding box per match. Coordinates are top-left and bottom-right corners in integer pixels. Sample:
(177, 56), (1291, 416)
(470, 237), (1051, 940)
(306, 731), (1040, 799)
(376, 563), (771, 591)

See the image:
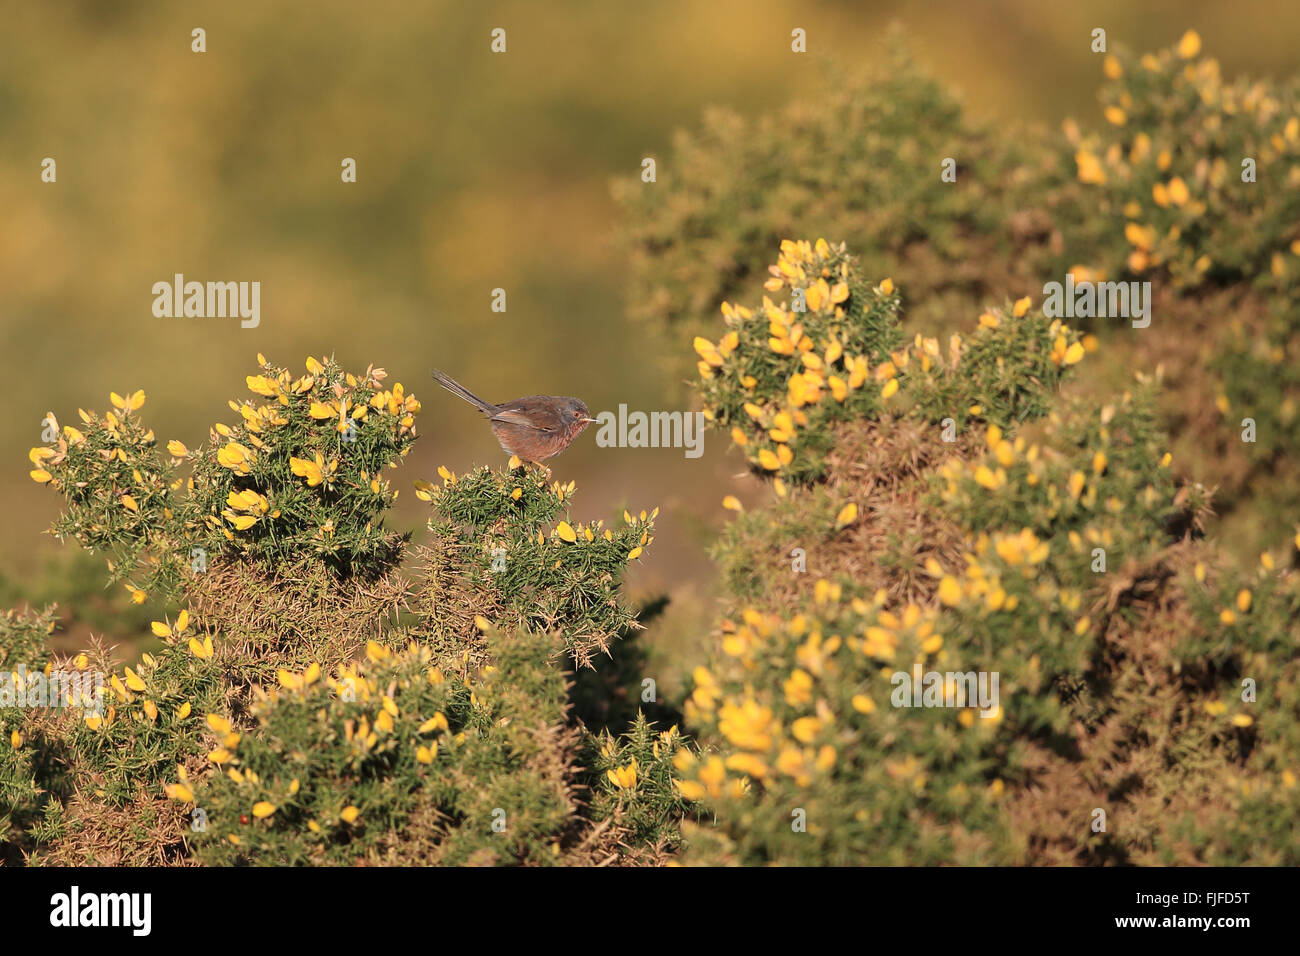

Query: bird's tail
(431, 369), (496, 413)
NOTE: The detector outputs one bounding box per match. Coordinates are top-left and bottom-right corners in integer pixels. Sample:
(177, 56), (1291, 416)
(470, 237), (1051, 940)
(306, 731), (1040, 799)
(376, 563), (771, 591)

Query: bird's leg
(515, 457), (551, 480)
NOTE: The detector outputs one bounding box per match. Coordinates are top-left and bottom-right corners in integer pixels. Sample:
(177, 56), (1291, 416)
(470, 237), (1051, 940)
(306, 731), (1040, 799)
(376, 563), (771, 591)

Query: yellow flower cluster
(166, 642), (459, 844)
(29, 393), (160, 499)
(695, 239), (899, 478)
(905, 330), (964, 376)
(678, 582), (977, 802)
(1048, 328), (1086, 367)
(938, 420), (1135, 522)
(200, 356), (421, 543)
(86, 609), (204, 733)
(938, 424), (1040, 496)
(4, 654), (102, 725)
(238, 356), (420, 438)
(288, 452), (338, 491)
(930, 528), (1051, 616)
(598, 725), (682, 793)
(227, 358), (419, 452)
(1217, 587), (1254, 626)
(416, 468), (655, 562)
(607, 758), (638, 789)
(222, 488), (278, 531)
(1070, 30), (1300, 286)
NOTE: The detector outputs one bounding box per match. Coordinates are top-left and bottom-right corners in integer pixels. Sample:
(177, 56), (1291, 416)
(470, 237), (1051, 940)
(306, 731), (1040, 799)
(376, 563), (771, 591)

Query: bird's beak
(581, 417), (598, 423)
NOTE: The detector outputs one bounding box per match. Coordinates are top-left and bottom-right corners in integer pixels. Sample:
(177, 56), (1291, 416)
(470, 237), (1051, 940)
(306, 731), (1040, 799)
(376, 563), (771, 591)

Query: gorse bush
(1, 606), (64, 857)
(182, 355), (420, 572)
(7, 356), (685, 865)
(693, 240), (1087, 486)
(412, 463), (655, 668)
(189, 631), (684, 866)
(1063, 30), (1300, 291)
(620, 29), (1300, 562)
(29, 391), (185, 603)
(676, 242), (1300, 866)
(692, 239), (902, 485)
(614, 33), (1044, 361)
(28, 354), (419, 603)
(1054, 30), (1300, 516)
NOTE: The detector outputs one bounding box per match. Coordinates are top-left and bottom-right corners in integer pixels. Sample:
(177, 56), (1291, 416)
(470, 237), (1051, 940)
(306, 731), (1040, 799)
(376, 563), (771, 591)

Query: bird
(431, 369), (598, 466)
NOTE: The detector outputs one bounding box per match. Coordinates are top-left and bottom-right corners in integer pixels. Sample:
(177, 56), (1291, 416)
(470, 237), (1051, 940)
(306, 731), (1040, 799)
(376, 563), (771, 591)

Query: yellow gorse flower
(164, 782), (195, 803)
(289, 452), (337, 489)
(110, 390), (146, 412)
(607, 758), (639, 790)
(1177, 29), (1201, 59)
(217, 442), (255, 474)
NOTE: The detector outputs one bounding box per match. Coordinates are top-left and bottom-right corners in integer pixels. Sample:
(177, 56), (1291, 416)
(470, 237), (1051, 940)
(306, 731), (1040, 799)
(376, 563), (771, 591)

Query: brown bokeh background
(3, 0), (1296, 658)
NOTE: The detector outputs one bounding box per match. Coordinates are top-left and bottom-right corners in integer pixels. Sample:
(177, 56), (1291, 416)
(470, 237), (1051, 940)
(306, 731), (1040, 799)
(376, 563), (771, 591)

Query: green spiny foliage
(181, 355), (419, 574)
(0, 606), (66, 860)
(413, 463), (656, 668)
(10, 355), (682, 867)
(677, 596), (1016, 865)
(927, 382), (1199, 548)
(27, 355), (421, 602)
(691, 239), (900, 484)
(903, 300), (1086, 431)
(29, 392), (185, 601)
(188, 630), (692, 866)
(0, 606), (53, 673)
(579, 713), (697, 861)
(614, 32), (1042, 359)
(5, 607), (233, 864)
(693, 242), (1085, 486)
(1212, 299), (1300, 470)
(190, 632), (569, 866)
(678, 240), (1300, 866)
(1050, 32), (1300, 500)
(56, 608), (230, 807)
(618, 29), (1300, 564)
(1059, 31), (1300, 292)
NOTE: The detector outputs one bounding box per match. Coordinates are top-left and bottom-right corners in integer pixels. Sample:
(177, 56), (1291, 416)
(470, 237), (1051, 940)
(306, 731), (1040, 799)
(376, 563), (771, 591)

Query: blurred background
(3, 0), (1297, 664)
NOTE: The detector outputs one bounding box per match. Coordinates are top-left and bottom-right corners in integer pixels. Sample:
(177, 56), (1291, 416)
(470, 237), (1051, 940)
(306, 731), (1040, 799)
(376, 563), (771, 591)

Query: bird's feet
(509, 455), (550, 480)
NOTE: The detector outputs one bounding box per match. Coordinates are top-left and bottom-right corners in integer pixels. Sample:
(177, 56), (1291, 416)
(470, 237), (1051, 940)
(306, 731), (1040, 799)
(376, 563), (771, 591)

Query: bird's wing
(489, 408), (556, 431)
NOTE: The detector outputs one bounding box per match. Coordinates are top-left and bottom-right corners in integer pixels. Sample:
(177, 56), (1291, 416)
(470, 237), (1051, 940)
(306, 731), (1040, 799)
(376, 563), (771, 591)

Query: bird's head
(564, 398), (598, 432)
